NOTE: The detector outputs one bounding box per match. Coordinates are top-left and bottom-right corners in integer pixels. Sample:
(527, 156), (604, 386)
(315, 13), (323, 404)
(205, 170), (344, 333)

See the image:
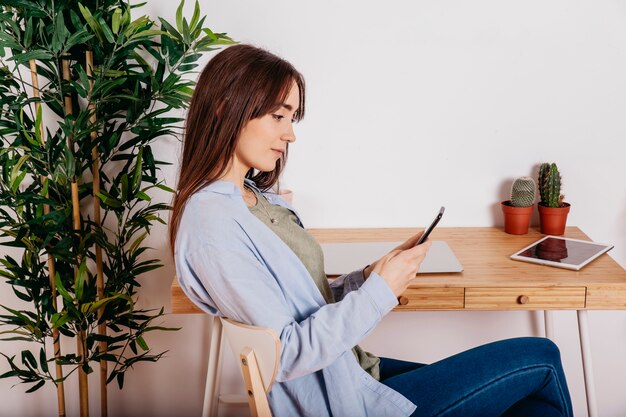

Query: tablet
(511, 236), (614, 270)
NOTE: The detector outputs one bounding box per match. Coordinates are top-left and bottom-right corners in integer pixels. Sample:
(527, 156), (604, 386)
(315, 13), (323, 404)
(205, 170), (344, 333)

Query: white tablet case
(510, 236), (614, 270)
(321, 240), (463, 276)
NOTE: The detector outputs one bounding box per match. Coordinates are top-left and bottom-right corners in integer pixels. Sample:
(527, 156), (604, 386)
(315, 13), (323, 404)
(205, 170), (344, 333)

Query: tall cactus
(510, 177), (536, 207)
(538, 162), (563, 208)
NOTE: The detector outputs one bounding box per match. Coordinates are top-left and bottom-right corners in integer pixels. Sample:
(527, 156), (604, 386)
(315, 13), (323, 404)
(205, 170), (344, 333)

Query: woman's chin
(254, 163), (277, 173)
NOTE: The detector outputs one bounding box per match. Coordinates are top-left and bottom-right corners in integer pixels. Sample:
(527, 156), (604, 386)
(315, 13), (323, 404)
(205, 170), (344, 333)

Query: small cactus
(538, 162), (564, 208)
(510, 177), (535, 207)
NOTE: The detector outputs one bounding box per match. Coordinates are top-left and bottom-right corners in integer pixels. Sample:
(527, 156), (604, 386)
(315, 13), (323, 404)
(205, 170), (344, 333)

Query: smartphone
(416, 206), (445, 245)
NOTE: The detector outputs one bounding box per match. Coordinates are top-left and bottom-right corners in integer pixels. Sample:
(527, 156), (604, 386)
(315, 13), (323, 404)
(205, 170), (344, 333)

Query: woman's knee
(504, 337), (564, 368)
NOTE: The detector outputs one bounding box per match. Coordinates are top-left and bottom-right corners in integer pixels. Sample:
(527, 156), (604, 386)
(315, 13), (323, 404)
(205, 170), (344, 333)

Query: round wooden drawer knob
(517, 295), (530, 305)
(398, 296), (409, 306)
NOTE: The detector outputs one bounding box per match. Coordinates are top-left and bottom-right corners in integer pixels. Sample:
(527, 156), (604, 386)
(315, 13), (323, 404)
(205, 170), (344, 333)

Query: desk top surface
(170, 227), (626, 313)
(307, 227), (626, 288)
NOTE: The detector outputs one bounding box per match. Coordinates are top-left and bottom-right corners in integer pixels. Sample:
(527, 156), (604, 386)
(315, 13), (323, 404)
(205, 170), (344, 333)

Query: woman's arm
(182, 244), (398, 382)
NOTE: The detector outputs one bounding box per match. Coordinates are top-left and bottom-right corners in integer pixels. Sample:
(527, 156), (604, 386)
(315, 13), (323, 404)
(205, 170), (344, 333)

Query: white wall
(2, 1), (626, 416)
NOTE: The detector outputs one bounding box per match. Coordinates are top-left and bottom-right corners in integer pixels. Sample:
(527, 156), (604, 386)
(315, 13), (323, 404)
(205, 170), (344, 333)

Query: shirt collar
(200, 178), (263, 195)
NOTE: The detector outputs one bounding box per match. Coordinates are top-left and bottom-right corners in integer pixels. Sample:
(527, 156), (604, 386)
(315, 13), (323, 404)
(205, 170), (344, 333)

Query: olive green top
(247, 187), (381, 380)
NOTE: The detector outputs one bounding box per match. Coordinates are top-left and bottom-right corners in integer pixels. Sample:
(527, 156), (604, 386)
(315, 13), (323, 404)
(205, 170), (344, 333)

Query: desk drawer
(465, 287), (586, 310)
(395, 288), (465, 310)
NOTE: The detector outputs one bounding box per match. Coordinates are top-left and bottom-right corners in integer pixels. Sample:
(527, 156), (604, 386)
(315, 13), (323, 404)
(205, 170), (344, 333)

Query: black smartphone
(416, 206), (445, 245)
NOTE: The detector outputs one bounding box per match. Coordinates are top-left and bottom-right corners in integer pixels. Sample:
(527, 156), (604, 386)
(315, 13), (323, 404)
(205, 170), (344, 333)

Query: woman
(170, 44), (573, 417)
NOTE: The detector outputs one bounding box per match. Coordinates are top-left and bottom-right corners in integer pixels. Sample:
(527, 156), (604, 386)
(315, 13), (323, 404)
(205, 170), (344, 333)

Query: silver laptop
(321, 240), (463, 275)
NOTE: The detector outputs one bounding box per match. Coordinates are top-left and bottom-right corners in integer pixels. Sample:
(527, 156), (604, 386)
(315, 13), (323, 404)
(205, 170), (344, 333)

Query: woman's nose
(282, 123), (296, 143)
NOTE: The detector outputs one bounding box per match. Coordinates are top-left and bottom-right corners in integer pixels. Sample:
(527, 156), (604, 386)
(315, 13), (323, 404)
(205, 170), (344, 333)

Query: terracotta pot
(538, 203), (571, 235)
(501, 201), (533, 235)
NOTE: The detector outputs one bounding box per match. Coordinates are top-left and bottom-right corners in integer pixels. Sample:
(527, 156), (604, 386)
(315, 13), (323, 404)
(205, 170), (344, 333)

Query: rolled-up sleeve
(328, 268), (367, 301)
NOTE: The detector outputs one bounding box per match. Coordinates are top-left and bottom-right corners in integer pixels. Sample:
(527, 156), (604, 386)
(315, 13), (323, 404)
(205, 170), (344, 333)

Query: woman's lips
(272, 149), (284, 157)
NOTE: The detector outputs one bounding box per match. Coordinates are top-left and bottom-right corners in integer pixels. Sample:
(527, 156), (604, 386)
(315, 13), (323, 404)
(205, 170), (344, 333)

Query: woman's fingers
(393, 232), (425, 251)
(372, 249), (401, 273)
(396, 239), (431, 262)
(374, 241), (432, 297)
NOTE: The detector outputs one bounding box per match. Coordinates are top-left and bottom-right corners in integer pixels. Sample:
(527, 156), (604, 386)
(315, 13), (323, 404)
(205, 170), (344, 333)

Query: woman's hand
(372, 239), (431, 297)
(363, 232), (428, 279)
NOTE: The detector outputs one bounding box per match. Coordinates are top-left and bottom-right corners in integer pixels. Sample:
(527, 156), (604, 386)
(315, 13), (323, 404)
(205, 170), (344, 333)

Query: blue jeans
(379, 337), (573, 417)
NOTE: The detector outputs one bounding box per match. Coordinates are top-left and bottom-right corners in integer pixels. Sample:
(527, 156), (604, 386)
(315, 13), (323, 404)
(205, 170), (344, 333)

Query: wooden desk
(171, 227), (626, 417)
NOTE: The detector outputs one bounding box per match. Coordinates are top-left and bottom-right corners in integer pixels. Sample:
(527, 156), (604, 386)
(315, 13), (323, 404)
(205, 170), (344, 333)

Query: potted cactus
(537, 162), (570, 235)
(501, 177), (536, 234)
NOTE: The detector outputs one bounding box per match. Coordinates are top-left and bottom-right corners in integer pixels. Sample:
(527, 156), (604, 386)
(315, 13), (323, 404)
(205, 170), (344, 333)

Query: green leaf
(78, 3), (104, 43)
(159, 18), (183, 42)
(116, 372), (124, 389)
(39, 348), (48, 373)
(50, 312), (72, 329)
(80, 293), (132, 316)
(136, 335), (149, 351)
(120, 173), (129, 202)
(175, 0), (185, 33)
(190, 16), (206, 41)
(96, 191), (123, 208)
(22, 350), (37, 370)
(182, 18), (191, 45)
(65, 147), (75, 179)
(202, 27), (217, 41)
(132, 147), (143, 193)
(76, 63), (91, 95)
(40, 177), (49, 197)
(0, 31), (22, 50)
(190, 0), (201, 31)
(97, 16), (115, 44)
(129, 231), (148, 254)
(11, 170), (27, 194)
(0, 336), (33, 342)
(75, 258), (87, 301)
(178, 63), (199, 72)
(112, 8), (123, 34)
(54, 272), (74, 303)
(136, 191), (151, 201)
(64, 30), (94, 53)
(25, 379), (45, 393)
(12, 287), (32, 302)
(131, 29), (169, 39)
(10, 154), (29, 192)
(8, 50), (54, 65)
(144, 326), (181, 332)
(51, 11), (68, 54)
(34, 104), (42, 143)
(24, 17), (33, 49)
(153, 183), (175, 193)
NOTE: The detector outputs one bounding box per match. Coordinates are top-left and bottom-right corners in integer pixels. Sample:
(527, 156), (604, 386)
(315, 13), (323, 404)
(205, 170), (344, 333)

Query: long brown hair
(169, 44), (306, 253)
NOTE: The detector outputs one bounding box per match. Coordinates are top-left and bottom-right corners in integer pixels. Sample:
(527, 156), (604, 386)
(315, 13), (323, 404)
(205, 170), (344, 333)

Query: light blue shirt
(174, 179), (417, 416)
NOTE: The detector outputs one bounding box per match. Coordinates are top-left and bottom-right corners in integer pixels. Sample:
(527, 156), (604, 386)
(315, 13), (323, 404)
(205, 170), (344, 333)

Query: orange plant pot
(501, 201), (533, 235)
(538, 203), (571, 235)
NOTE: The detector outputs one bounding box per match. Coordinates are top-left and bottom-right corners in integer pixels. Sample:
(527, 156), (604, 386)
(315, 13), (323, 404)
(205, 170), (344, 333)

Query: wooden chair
(220, 318), (281, 417)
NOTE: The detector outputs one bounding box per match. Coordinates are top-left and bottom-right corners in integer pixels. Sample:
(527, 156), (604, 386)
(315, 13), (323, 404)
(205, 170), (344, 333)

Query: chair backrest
(220, 318), (280, 417)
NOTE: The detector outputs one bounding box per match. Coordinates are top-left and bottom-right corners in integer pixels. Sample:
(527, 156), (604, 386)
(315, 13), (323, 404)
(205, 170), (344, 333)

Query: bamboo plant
(0, 1), (234, 416)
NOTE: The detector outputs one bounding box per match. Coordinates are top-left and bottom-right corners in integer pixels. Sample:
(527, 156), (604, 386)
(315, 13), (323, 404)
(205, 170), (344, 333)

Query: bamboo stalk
(29, 59), (66, 417)
(62, 55), (89, 417)
(86, 49), (108, 417)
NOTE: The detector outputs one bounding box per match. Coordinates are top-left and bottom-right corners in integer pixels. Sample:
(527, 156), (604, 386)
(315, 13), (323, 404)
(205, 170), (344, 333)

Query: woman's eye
(272, 114), (284, 121)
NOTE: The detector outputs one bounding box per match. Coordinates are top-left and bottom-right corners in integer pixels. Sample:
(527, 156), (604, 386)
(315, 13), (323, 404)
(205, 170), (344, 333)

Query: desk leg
(202, 316), (223, 417)
(544, 310), (554, 340)
(577, 310), (598, 417)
